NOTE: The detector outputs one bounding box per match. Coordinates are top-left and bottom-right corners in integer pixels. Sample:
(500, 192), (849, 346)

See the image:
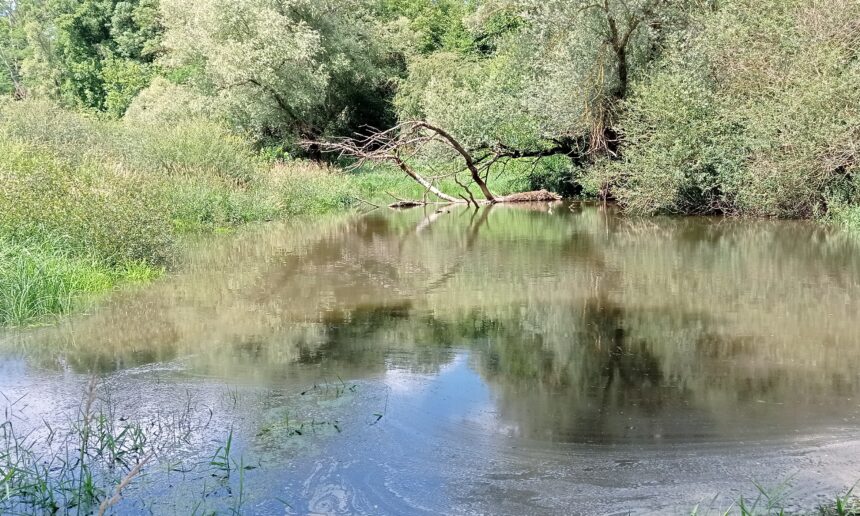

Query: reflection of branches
(426, 206), (493, 292)
(416, 206), (453, 233)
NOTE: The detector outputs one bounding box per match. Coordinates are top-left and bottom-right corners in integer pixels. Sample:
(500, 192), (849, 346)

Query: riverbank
(2, 97), (858, 328)
(0, 101), (545, 327)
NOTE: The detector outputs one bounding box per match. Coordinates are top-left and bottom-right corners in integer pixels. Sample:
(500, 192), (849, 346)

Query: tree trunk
(615, 46), (628, 99)
(416, 122), (497, 202)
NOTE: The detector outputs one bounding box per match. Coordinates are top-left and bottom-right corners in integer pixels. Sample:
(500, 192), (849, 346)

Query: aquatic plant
(0, 378), (258, 514)
(0, 378), (154, 514)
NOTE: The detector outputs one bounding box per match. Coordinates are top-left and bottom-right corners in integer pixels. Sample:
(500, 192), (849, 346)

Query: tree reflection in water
(6, 202), (860, 443)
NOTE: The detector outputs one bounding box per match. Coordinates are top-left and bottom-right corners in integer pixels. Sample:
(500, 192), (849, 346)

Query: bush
(0, 139), (175, 266)
(597, 62), (748, 214)
(0, 99), (273, 237)
(602, 0), (860, 218)
(0, 100), (270, 325)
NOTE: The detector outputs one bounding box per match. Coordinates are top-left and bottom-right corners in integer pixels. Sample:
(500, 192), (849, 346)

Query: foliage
(158, 0), (397, 147)
(603, 0), (860, 218)
(0, 138), (175, 266)
(0, 0), (28, 98)
(101, 54), (154, 116)
(2, 0), (858, 223)
(0, 0), (160, 114)
(590, 59), (749, 213)
(395, 0), (698, 149)
(376, 0), (477, 55)
(123, 76), (216, 124)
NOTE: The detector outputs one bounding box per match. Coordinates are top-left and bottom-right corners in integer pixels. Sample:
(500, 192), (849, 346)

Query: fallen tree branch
(496, 189), (563, 203)
(310, 121), (569, 205)
(412, 122), (496, 202)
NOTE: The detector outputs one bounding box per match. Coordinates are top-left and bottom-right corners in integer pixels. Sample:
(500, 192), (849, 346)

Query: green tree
(376, 0), (477, 55)
(159, 0), (397, 151)
(1, 0), (161, 113)
(0, 0), (29, 98)
(603, 0), (860, 217)
(395, 0), (698, 159)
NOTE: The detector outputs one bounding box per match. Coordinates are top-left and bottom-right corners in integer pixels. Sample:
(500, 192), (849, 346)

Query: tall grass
(0, 238), (158, 327)
(0, 100), (271, 325)
(0, 378), (151, 514)
(263, 159), (546, 215)
(0, 377), (239, 514)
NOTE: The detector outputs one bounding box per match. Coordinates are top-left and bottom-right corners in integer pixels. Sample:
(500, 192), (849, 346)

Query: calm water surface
(2, 202), (860, 514)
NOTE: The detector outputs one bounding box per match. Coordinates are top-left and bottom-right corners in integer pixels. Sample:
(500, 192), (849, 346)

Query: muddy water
(2, 202), (860, 514)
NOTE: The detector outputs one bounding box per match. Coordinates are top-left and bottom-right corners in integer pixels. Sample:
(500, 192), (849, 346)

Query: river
(2, 202), (859, 514)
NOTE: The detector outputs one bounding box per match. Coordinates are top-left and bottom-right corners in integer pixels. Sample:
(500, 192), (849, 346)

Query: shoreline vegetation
(0, 100), (554, 327)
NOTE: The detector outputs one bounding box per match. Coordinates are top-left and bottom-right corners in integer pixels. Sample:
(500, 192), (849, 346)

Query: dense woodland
(1, 0), (859, 324)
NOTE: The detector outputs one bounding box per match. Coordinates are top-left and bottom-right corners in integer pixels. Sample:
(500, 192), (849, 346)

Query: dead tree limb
(453, 173), (479, 207)
(412, 122), (496, 202)
(311, 121), (571, 205)
(392, 155), (460, 203)
(309, 130), (460, 203)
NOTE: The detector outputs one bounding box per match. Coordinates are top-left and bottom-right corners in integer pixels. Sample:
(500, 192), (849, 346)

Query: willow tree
(396, 0), (698, 160)
(603, 0), (860, 218)
(159, 0), (397, 151)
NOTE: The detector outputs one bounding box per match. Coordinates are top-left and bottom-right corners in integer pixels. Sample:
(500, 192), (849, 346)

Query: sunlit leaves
(159, 0), (394, 145)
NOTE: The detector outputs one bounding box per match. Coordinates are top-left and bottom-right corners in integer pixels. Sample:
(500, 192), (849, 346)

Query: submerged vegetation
(0, 376), (366, 514)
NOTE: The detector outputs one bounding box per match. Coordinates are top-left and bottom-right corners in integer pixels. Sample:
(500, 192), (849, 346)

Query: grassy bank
(0, 100), (542, 327)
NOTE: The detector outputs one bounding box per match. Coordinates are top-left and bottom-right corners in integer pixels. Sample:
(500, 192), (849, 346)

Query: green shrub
(827, 198), (860, 232)
(598, 62), (748, 214)
(167, 177), (279, 232)
(603, 0), (860, 218)
(0, 99), (276, 237)
(0, 99), (260, 186)
(120, 121), (261, 185)
(0, 140), (175, 266)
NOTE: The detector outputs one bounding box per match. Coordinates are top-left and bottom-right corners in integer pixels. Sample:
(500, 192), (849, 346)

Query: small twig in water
(97, 452), (154, 516)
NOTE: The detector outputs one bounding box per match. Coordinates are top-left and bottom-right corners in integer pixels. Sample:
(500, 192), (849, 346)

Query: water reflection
(4, 203), (860, 445)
